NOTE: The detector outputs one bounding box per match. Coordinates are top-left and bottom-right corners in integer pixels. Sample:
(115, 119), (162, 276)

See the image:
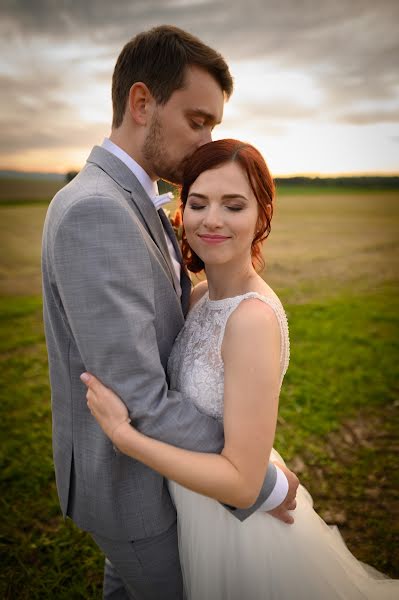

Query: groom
(42, 26), (298, 599)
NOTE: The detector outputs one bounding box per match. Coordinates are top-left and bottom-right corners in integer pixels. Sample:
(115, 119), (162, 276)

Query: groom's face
(142, 66), (225, 184)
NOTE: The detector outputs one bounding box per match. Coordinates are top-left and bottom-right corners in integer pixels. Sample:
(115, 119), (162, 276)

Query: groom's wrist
(257, 466), (289, 512)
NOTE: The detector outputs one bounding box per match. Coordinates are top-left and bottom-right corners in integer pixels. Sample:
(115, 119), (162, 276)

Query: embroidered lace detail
(167, 291), (290, 421)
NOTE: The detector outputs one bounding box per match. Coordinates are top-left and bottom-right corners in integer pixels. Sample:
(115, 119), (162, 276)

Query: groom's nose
(198, 128), (212, 148)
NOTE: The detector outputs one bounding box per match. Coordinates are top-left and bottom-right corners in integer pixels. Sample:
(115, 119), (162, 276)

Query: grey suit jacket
(41, 146), (277, 541)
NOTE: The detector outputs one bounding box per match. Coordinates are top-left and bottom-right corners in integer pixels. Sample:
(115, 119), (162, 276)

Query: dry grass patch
(264, 191), (399, 302)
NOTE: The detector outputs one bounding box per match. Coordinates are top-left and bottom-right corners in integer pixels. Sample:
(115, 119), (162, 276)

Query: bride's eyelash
(188, 204), (244, 211)
(226, 206), (244, 212)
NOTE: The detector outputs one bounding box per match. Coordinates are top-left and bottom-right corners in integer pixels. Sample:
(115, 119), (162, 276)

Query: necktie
(157, 207), (182, 298)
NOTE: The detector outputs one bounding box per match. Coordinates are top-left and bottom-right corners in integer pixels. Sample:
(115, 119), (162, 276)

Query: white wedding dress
(167, 291), (397, 599)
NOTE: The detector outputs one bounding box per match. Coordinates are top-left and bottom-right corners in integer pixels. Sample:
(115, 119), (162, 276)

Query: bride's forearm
(115, 422), (259, 509)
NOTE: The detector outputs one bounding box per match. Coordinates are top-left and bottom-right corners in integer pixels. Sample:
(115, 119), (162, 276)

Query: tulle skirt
(168, 450), (398, 599)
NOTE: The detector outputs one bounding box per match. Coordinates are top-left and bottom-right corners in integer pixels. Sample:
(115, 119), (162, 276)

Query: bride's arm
(84, 299), (280, 510)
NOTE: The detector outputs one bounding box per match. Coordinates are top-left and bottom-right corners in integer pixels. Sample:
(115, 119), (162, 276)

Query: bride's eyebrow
(188, 192), (208, 199)
(187, 193), (248, 201)
(222, 194), (248, 201)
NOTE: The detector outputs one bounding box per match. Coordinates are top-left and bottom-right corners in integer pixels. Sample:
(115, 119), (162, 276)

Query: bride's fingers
(285, 514), (294, 524)
(86, 389), (98, 413)
(276, 510), (294, 525)
(80, 372), (106, 393)
(268, 506), (295, 525)
(80, 372), (92, 386)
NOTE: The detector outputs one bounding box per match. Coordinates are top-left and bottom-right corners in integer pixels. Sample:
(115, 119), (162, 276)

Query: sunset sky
(1, 0), (398, 176)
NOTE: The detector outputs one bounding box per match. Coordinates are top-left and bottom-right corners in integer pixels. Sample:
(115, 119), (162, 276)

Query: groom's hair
(112, 25), (233, 128)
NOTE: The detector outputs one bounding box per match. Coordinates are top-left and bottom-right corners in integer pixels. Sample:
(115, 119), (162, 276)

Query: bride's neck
(205, 261), (259, 301)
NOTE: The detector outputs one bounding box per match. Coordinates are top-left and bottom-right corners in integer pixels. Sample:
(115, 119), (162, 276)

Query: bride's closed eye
(188, 203), (206, 210)
(225, 205), (244, 212)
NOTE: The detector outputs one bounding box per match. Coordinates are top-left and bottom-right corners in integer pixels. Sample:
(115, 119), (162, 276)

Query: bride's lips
(197, 234), (231, 244)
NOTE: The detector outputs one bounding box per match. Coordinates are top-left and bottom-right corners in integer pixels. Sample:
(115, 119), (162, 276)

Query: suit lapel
(86, 145), (181, 297)
(132, 198), (180, 294)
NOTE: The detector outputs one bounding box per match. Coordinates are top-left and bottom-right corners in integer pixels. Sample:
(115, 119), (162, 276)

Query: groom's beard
(142, 112), (186, 185)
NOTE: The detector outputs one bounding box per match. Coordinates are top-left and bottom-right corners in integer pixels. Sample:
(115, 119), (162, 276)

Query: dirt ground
(289, 403), (399, 577)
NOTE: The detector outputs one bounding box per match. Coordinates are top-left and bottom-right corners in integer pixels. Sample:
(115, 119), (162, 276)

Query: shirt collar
(102, 138), (158, 201)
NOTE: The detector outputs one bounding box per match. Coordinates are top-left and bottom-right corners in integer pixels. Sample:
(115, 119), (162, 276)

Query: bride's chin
(190, 246), (232, 269)
(202, 258), (231, 269)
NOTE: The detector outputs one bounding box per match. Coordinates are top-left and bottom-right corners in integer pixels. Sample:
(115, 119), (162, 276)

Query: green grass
(274, 284), (399, 576)
(1, 285), (398, 597)
(0, 296), (103, 599)
(1, 190), (398, 595)
(277, 284), (398, 452)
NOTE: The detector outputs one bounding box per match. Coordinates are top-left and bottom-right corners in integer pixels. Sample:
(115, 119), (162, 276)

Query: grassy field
(1, 186), (398, 598)
(0, 177), (64, 202)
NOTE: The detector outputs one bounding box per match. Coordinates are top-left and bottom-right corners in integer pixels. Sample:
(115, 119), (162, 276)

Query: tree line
(66, 171), (399, 190)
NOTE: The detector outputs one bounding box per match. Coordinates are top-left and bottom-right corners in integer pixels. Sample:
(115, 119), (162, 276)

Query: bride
(82, 139), (397, 599)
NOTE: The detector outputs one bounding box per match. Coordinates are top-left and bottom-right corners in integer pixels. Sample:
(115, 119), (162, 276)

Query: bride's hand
(80, 372), (131, 444)
(268, 462), (299, 524)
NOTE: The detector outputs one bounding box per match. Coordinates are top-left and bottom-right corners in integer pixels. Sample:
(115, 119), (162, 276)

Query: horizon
(2, 168), (399, 179)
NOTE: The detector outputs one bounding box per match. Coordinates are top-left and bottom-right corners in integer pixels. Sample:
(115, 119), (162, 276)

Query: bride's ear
(128, 82), (155, 126)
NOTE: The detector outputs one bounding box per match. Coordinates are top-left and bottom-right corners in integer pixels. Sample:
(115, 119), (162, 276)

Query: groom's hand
(268, 463), (299, 525)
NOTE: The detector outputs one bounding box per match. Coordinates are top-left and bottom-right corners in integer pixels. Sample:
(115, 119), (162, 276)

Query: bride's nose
(203, 205), (223, 229)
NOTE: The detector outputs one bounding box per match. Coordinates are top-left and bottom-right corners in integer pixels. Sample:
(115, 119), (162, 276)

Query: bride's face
(183, 161), (259, 268)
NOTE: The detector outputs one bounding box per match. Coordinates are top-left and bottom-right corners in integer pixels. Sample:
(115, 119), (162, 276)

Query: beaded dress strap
(210, 292), (290, 382)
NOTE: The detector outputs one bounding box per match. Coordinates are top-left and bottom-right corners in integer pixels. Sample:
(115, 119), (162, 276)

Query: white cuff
(257, 466), (289, 512)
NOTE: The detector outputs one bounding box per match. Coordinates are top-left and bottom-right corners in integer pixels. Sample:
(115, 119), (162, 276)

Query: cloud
(2, 1), (397, 105)
(223, 98), (317, 131)
(0, 0), (216, 41)
(0, 70), (107, 160)
(1, 0), (398, 170)
(337, 108), (399, 125)
(2, 0), (398, 59)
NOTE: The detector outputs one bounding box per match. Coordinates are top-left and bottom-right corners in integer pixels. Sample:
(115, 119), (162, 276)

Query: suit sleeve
(52, 195), (277, 518)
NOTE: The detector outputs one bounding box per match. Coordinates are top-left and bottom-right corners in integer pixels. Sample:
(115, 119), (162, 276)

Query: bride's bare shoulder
(223, 283), (281, 350)
(189, 280), (208, 309)
(222, 298), (280, 362)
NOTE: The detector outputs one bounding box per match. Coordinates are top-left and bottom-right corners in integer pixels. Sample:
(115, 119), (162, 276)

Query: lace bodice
(167, 291), (290, 421)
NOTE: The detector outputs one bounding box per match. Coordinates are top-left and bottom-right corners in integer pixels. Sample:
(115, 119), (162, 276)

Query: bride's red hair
(179, 139), (275, 273)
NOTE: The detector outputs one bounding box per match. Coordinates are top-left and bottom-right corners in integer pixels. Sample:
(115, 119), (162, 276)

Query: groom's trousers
(92, 520), (185, 600)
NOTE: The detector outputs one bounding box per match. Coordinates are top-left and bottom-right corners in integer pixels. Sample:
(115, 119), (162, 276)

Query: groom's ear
(128, 82), (154, 126)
